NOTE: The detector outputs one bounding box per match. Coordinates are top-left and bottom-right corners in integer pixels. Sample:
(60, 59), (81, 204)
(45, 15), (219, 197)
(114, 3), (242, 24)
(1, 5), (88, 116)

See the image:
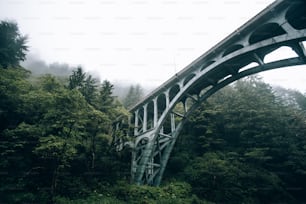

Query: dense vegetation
(1, 20), (306, 203)
(166, 78), (306, 203)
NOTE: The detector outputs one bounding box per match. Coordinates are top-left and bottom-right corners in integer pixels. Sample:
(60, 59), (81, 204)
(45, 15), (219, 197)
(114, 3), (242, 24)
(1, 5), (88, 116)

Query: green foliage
(0, 64), (130, 203)
(68, 66), (86, 89)
(68, 66), (98, 104)
(112, 181), (208, 204)
(96, 80), (114, 113)
(0, 67), (31, 130)
(184, 152), (286, 203)
(54, 194), (125, 204)
(53, 181), (211, 204)
(0, 20), (28, 68)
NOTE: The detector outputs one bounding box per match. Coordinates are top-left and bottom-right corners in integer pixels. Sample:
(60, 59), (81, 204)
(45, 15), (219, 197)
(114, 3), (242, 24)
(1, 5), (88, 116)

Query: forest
(1, 20), (306, 204)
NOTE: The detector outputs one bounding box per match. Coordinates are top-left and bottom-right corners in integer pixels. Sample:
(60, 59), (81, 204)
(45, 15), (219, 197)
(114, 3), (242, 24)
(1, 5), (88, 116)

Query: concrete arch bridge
(113, 0), (306, 186)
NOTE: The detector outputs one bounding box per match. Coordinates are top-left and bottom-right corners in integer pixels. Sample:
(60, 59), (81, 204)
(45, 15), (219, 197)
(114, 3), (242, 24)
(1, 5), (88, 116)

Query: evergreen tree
(68, 66), (86, 90)
(96, 80), (114, 113)
(0, 20), (28, 68)
(68, 66), (98, 104)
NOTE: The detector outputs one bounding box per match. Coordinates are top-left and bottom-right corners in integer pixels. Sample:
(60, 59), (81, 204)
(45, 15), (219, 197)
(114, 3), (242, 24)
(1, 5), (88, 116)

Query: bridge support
(114, 0), (306, 186)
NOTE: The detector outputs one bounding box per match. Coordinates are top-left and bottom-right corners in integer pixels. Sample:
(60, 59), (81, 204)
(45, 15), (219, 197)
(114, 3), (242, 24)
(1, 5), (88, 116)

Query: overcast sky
(0, 0), (305, 92)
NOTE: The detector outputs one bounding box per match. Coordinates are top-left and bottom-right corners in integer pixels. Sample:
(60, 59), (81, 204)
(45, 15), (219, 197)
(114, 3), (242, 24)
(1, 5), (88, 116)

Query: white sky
(0, 0), (305, 92)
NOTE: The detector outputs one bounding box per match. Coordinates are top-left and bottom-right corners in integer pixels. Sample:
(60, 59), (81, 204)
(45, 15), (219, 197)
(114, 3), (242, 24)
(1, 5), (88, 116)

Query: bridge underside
(114, 0), (306, 186)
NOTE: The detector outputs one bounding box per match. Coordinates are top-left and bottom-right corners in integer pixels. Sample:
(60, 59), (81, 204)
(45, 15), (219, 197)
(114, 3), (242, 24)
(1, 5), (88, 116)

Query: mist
(21, 54), (155, 102)
(112, 81), (155, 102)
(21, 54), (73, 77)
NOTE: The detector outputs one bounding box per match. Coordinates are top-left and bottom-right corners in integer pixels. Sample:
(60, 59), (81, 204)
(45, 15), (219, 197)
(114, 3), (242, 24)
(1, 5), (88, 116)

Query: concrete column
(292, 42), (306, 59)
(171, 113), (175, 132)
(153, 98), (158, 127)
(165, 90), (170, 109)
(184, 100), (188, 113)
(143, 104), (148, 132)
(134, 110), (139, 136)
(280, 21), (295, 34)
(253, 53), (264, 66)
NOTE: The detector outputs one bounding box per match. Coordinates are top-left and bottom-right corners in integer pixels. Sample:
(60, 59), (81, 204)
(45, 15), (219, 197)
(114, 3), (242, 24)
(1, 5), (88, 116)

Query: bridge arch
(113, 0), (306, 186)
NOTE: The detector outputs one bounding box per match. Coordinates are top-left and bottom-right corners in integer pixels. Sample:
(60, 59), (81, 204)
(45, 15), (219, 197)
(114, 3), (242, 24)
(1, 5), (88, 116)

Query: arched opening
(286, 2), (306, 30)
(239, 62), (259, 73)
(147, 101), (155, 130)
(249, 23), (286, 44)
(263, 46), (298, 63)
(169, 84), (180, 102)
(157, 93), (167, 119)
(222, 44), (244, 57)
